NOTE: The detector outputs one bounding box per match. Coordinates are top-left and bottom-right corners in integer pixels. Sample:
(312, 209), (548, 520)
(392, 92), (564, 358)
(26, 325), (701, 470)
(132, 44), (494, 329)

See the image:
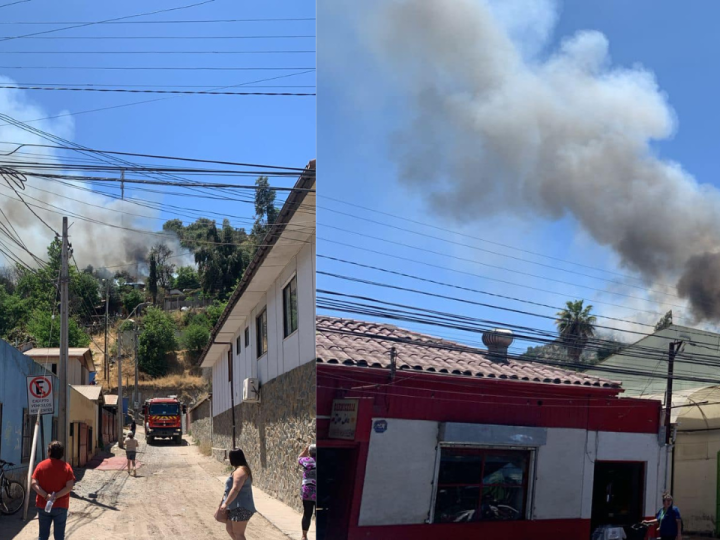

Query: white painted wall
(213, 241), (316, 415)
(533, 428), (587, 519)
(359, 419), (439, 526)
(356, 423), (666, 526)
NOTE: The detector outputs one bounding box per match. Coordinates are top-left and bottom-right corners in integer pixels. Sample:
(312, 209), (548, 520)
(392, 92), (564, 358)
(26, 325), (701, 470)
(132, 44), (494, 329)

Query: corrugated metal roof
(24, 348), (95, 372)
(71, 385), (102, 401)
(317, 316), (620, 388)
(585, 324), (720, 397)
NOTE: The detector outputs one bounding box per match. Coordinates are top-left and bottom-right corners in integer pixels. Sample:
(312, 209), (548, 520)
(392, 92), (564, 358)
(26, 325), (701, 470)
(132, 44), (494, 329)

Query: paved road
(3, 429), (288, 540)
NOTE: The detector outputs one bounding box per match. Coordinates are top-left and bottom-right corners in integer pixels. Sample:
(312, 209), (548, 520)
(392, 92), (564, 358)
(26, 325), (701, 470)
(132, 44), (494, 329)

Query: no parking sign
(27, 376), (54, 415)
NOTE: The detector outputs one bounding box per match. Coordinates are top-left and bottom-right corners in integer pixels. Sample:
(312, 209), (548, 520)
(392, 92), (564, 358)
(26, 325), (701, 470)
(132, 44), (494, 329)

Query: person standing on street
(643, 493), (682, 540)
(31, 441), (76, 540)
(130, 419), (136, 437)
(219, 448), (256, 540)
(124, 431), (139, 476)
(298, 444), (317, 540)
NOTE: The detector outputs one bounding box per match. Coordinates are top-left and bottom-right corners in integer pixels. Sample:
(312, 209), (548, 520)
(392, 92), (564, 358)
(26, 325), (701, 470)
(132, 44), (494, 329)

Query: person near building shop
(31, 441), (76, 540)
(124, 431), (139, 476)
(298, 444), (317, 540)
(219, 448), (256, 540)
(130, 419), (136, 437)
(642, 494), (682, 540)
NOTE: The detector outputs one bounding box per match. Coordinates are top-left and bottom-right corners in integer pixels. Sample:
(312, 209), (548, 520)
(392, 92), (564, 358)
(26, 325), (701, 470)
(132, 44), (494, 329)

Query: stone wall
(211, 361), (315, 512)
(190, 417), (212, 446)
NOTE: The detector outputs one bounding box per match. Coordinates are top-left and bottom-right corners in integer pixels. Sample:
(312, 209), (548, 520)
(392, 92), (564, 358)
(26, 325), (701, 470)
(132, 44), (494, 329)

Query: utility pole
(389, 347), (397, 381)
(118, 331), (124, 449)
(134, 327), (140, 424)
(665, 340), (683, 445)
(120, 168), (125, 201)
(58, 217), (69, 457)
(104, 278), (110, 383)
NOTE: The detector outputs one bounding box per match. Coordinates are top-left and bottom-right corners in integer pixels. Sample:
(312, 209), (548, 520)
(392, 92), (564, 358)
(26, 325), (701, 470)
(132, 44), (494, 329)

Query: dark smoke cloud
(362, 0), (720, 322)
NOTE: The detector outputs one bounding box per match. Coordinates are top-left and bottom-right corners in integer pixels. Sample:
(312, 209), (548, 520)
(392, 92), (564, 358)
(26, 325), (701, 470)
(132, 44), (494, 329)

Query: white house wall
(213, 241), (315, 416)
(359, 419), (439, 526)
(356, 422), (666, 526)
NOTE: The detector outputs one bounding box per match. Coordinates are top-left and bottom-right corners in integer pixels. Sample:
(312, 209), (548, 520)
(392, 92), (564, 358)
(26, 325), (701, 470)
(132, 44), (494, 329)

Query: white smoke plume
(363, 0), (720, 322)
(0, 79), (191, 276)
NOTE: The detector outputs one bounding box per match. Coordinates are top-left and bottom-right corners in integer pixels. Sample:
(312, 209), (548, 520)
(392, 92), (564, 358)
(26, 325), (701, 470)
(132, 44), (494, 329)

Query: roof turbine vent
(482, 329), (514, 364)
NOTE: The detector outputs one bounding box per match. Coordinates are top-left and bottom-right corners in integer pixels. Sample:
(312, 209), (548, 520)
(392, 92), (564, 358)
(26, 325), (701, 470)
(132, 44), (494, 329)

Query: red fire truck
(142, 397), (185, 445)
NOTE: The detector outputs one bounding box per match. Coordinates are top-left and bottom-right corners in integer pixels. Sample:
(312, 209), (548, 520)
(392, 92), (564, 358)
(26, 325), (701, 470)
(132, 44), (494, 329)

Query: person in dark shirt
(643, 494), (682, 540)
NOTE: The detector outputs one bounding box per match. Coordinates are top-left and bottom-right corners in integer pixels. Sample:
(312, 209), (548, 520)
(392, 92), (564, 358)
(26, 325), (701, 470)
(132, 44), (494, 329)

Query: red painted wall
(317, 363), (663, 540)
(318, 364), (661, 434)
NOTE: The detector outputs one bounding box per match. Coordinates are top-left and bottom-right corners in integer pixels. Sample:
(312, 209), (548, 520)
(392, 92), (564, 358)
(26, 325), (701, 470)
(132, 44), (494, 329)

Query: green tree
(555, 300), (597, 364)
(194, 220), (249, 299)
(27, 310), (91, 348)
(173, 266), (200, 290)
(206, 301), (227, 328)
(182, 323), (210, 360)
(138, 307), (177, 377)
(122, 289), (144, 315)
(70, 271), (100, 324)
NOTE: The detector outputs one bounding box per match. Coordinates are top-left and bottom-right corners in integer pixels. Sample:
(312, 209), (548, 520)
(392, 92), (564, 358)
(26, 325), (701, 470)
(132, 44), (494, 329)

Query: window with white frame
(283, 275), (298, 338)
(433, 447), (530, 523)
(244, 327), (250, 348)
(236, 335), (242, 355)
(256, 309), (267, 358)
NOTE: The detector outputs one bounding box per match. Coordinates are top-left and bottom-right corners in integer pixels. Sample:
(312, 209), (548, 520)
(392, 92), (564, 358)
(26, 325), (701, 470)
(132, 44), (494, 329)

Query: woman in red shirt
(31, 441), (76, 540)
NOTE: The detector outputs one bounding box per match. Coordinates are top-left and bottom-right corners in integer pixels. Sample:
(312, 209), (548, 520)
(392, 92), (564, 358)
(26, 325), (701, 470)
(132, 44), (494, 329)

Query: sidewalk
(216, 476), (316, 540)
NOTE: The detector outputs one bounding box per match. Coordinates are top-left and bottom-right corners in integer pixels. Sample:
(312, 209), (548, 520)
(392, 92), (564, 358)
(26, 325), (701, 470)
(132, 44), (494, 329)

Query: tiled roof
(316, 316), (620, 388)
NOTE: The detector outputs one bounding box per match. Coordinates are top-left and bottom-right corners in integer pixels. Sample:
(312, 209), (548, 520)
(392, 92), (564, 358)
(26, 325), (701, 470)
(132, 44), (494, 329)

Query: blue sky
(317, 0), (720, 355)
(0, 0), (315, 271)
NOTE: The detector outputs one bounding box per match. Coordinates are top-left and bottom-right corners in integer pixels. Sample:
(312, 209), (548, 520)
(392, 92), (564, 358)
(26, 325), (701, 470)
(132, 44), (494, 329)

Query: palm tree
(555, 300), (597, 363)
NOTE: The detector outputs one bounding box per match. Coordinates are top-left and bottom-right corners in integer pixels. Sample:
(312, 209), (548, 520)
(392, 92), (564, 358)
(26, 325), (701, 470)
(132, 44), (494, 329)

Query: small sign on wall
(27, 376), (54, 415)
(373, 420), (388, 433)
(329, 399), (359, 440)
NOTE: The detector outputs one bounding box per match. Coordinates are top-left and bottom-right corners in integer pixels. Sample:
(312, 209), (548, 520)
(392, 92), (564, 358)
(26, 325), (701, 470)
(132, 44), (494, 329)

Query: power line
(0, 18), (315, 24)
(0, 85), (315, 96)
(0, 142), (312, 171)
(0, 66), (316, 71)
(318, 236), (669, 319)
(0, 70), (314, 126)
(317, 267), (720, 357)
(0, 50), (316, 54)
(316, 296), (720, 380)
(320, 223), (686, 310)
(0, 35), (316, 40)
(321, 196), (657, 288)
(316, 257), (653, 328)
(0, 0), (216, 43)
(320, 206), (682, 300)
(316, 320), (720, 387)
(8, 83), (316, 88)
(0, 0), (29, 8)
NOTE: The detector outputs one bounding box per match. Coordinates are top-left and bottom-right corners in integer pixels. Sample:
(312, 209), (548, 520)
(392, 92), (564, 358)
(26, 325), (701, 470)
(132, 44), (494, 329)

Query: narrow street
(4, 428), (288, 540)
